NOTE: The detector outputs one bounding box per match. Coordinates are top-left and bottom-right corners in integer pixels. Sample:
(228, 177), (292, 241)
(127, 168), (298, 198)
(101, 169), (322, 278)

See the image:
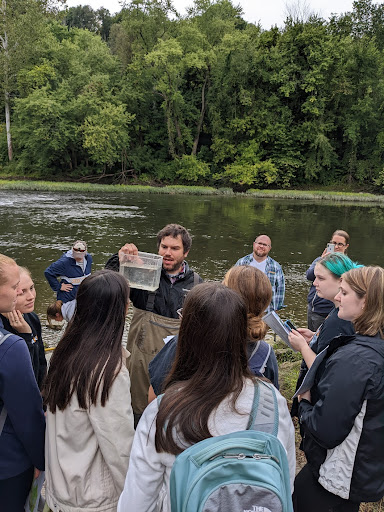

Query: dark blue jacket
(0, 321), (45, 479)
(44, 250), (93, 303)
(0, 312), (47, 390)
(306, 257), (334, 316)
(149, 336), (279, 395)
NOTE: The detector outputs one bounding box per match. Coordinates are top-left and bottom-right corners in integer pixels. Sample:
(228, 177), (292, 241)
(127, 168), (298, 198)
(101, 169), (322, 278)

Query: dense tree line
(1, 0), (384, 190)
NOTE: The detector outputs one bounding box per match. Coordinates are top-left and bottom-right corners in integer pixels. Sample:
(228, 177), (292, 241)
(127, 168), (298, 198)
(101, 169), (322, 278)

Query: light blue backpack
(169, 380), (293, 512)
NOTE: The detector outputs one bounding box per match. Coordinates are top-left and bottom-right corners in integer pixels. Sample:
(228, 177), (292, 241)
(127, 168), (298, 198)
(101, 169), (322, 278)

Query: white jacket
(118, 378), (296, 512)
(45, 352), (135, 512)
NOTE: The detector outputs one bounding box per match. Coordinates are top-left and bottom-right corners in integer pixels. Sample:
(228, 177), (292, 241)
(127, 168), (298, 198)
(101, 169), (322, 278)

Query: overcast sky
(64, 0), (355, 29)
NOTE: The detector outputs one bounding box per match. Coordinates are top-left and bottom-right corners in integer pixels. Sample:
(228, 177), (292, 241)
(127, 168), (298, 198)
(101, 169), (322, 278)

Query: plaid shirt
(235, 254), (285, 312)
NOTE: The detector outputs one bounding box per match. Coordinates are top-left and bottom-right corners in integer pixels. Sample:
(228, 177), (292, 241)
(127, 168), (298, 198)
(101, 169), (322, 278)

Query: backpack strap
(193, 272), (199, 287)
(248, 340), (271, 375)
(246, 380), (278, 436)
(0, 330), (13, 437)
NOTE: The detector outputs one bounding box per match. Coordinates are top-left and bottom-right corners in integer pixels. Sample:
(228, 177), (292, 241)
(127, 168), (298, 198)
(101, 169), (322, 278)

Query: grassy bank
(1, 179), (384, 204)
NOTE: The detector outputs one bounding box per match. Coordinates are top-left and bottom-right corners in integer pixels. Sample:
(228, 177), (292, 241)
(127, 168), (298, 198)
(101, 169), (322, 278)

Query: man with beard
(105, 224), (202, 425)
(235, 234), (285, 313)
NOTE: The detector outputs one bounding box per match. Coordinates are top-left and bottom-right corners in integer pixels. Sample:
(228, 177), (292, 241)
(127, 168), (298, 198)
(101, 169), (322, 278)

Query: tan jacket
(45, 351), (134, 512)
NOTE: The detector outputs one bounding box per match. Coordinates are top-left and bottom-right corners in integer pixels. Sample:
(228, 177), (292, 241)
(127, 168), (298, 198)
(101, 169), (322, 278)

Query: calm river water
(2, 189), (384, 338)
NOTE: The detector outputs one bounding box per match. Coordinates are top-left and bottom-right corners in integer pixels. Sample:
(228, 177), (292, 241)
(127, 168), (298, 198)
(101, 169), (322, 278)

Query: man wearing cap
(105, 224), (202, 425)
(235, 234), (285, 312)
(44, 241), (93, 303)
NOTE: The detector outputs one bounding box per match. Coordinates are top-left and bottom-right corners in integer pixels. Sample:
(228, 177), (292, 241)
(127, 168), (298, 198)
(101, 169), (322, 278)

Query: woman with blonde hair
(293, 266), (384, 511)
(1, 266), (47, 389)
(0, 255), (45, 511)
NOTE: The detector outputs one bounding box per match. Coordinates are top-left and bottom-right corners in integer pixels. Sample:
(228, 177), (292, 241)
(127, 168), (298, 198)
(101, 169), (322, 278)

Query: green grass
(1, 178), (384, 204)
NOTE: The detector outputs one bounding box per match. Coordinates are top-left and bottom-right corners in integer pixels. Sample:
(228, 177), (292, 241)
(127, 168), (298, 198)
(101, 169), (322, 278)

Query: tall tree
(0, 0), (49, 161)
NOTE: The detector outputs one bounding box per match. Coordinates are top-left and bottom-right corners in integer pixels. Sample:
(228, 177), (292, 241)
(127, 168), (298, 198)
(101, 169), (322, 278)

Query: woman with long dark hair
(44, 270), (134, 512)
(118, 282), (295, 512)
(293, 266), (384, 511)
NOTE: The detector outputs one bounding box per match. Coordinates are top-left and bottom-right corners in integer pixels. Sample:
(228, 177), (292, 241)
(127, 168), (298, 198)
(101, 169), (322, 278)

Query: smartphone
(327, 243), (335, 253)
(284, 319), (297, 332)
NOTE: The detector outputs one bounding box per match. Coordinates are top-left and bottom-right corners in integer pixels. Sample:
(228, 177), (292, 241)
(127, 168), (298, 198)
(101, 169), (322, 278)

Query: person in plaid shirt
(235, 234), (285, 312)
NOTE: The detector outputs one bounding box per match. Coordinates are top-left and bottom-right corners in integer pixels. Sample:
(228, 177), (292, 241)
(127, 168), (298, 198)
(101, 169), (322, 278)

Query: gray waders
(127, 305), (180, 425)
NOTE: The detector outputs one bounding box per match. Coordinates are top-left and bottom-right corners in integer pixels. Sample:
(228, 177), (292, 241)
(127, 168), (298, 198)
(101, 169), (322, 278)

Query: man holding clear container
(105, 224), (202, 426)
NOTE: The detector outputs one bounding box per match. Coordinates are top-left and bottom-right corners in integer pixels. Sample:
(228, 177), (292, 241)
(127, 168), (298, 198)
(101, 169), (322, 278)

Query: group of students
(1, 226), (384, 512)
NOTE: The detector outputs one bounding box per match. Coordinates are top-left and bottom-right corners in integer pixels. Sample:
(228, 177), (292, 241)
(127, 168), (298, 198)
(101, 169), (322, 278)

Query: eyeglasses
(254, 242), (270, 248)
(330, 241), (346, 248)
(73, 248), (86, 252)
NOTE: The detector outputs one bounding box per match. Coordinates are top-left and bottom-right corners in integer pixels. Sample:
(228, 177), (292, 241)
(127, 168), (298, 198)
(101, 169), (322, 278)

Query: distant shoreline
(1, 179), (384, 205)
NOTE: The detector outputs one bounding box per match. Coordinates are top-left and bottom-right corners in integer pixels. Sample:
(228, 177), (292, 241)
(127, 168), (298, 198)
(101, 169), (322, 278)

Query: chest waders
(127, 297), (180, 420)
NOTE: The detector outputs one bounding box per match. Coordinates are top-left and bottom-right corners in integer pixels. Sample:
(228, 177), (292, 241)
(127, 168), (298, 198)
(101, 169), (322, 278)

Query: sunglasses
(73, 248), (86, 252)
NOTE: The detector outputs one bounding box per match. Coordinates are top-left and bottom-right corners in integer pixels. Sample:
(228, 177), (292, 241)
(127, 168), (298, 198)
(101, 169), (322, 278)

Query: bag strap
(248, 341), (271, 375)
(193, 272), (199, 287)
(146, 292), (157, 312)
(247, 380), (278, 436)
(248, 340), (261, 362)
(0, 331), (13, 436)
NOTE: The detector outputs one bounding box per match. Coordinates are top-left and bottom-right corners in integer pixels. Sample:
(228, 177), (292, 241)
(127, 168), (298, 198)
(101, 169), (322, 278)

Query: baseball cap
(72, 240), (87, 252)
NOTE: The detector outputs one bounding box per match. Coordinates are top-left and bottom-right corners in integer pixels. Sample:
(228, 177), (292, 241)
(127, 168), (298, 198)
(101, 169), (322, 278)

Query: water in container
(119, 251), (162, 291)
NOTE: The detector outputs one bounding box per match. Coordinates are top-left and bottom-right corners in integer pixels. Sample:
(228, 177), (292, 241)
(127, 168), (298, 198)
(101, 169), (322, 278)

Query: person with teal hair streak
(289, 253), (363, 417)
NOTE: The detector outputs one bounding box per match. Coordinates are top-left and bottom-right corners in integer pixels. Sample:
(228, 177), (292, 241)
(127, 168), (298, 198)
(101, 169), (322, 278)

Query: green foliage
(81, 104), (134, 167)
(220, 160), (278, 188)
(3, 0), (384, 190)
(176, 154), (210, 182)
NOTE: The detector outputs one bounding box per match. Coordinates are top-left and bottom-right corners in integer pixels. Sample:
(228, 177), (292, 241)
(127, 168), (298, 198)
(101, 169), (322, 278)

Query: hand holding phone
(284, 319), (297, 332)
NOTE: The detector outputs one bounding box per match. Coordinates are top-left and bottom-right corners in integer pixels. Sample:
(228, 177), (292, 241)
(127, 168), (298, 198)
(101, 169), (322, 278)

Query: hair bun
(247, 314), (268, 341)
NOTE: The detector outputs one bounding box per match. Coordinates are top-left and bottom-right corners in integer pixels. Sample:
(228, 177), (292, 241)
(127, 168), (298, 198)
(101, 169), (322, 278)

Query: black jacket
(105, 253), (202, 318)
(299, 334), (384, 503)
(291, 308), (354, 418)
(0, 312), (47, 390)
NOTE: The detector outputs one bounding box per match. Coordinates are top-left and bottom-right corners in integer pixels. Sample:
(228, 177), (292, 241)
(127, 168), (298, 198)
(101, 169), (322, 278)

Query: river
(2, 189), (384, 344)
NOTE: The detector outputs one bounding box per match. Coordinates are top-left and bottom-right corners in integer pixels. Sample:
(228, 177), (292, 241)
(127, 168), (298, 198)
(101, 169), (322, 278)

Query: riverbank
(1, 179), (384, 204)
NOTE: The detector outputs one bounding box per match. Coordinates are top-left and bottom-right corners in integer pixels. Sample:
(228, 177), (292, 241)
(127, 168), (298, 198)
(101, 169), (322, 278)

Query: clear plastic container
(119, 251), (163, 291)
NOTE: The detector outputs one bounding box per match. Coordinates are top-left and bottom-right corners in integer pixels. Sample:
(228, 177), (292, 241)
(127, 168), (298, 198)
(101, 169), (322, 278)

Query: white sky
(64, 0), (355, 29)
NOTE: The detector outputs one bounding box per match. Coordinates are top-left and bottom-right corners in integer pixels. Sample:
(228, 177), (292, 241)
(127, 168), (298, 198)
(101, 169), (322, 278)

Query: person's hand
(297, 328), (315, 343)
(119, 243), (141, 264)
(60, 282), (73, 292)
(34, 468), (40, 480)
(298, 390), (311, 402)
(321, 247), (328, 257)
(3, 310), (32, 333)
(288, 329), (308, 352)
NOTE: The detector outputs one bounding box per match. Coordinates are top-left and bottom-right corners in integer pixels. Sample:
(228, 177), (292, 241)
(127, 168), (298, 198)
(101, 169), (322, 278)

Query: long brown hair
(155, 282), (252, 455)
(224, 265), (272, 341)
(43, 270), (129, 411)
